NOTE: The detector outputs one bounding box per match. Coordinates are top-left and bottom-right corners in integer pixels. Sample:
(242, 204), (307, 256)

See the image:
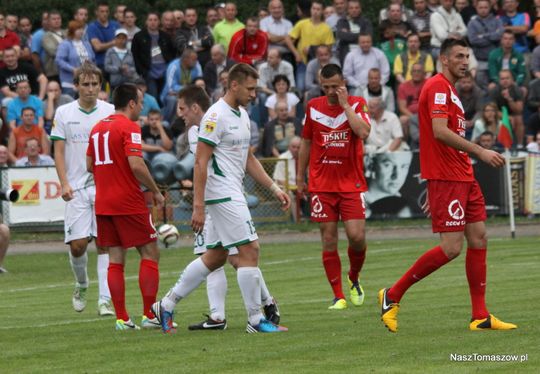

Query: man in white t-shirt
(365, 97), (408, 153)
(152, 64), (290, 334)
(51, 62), (114, 316)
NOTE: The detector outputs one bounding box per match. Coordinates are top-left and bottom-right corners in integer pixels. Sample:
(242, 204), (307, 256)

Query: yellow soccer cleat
(348, 278), (365, 306)
(378, 288), (400, 333)
(328, 298), (347, 310)
(469, 314), (517, 331)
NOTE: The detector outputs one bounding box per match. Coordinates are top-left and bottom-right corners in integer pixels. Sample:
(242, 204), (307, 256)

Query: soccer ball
(157, 224), (180, 245)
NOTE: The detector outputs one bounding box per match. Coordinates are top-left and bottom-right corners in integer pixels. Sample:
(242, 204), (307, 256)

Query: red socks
(388, 246), (451, 302)
(466, 248), (489, 320)
(347, 246), (366, 284)
(322, 250), (345, 299)
(108, 263), (129, 321)
(139, 259), (159, 319)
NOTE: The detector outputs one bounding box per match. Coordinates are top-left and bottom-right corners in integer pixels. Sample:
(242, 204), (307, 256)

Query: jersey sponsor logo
(448, 199), (465, 220)
(434, 93), (446, 105)
(321, 130), (349, 144)
(131, 133), (142, 144)
(310, 195), (328, 219)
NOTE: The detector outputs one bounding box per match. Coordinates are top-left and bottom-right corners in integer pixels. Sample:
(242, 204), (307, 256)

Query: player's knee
(442, 244), (462, 259)
(321, 234), (338, 248)
(69, 240), (88, 257)
(347, 234), (366, 250)
(0, 224), (10, 240)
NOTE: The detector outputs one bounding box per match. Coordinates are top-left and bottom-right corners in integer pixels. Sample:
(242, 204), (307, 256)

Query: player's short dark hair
(272, 74), (290, 89)
(440, 38), (469, 56)
(21, 107), (36, 116)
(320, 64), (343, 79)
(148, 109), (161, 117)
(178, 85), (211, 112)
(73, 61), (103, 85)
(112, 83), (139, 110)
(227, 63), (259, 88)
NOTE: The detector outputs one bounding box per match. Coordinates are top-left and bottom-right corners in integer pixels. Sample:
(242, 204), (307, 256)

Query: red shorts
(309, 192), (366, 222)
(96, 213), (157, 248)
(428, 180), (487, 233)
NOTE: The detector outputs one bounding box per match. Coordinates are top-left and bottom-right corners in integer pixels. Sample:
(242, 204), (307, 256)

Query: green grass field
(0, 236), (538, 373)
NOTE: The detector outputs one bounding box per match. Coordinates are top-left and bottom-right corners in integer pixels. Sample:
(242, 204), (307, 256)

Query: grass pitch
(0, 236), (538, 373)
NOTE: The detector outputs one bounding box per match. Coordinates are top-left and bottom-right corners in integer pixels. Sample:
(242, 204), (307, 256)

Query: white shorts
(64, 186), (97, 244)
(193, 213), (239, 255)
(205, 199), (258, 249)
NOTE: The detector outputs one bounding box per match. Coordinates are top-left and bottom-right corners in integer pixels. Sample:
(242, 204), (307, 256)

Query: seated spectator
(488, 31), (526, 90)
(478, 130), (496, 150)
(141, 109), (173, 161)
(265, 75), (299, 120)
(42, 10), (66, 82)
(7, 80), (44, 129)
(15, 137), (54, 166)
(258, 48), (295, 97)
(336, 0), (373, 64)
(379, 3), (414, 42)
(211, 69), (229, 103)
(456, 71), (485, 136)
(500, 0), (531, 54)
(489, 69), (525, 146)
(176, 7), (214, 69)
(393, 33), (434, 85)
(305, 45), (340, 102)
(97, 91), (110, 102)
(531, 42), (540, 81)
(0, 145), (11, 167)
(343, 33), (390, 91)
(365, 97), (407, 153)
(527, 131), (540, 153)
(471, 102), (501, 143)
(228, 17), (268, 66)
(43, 81), (73, 134)
(397, 63), (426, 140)
(135, 78), (161, 125)
(379, 0), (414, 23)
(203, 44), (235, 96)
(379, 37), (406, 83)
(355, 68), (395, 113)
(0, 10), (21, 69)
(55, 20), (95, 97)
(259, 101), (302, 157)
(430, 0), (467, 57)
(161, 48), (202, 123)
(272, 135), (301, 187)
(409, 0), (432, 52)
(525, 79), (540, 144)
(212, 3), (245, 53)
(8, 108), (49, 162)
(104, 28), (139, 90)
(260, 0), (294, 63)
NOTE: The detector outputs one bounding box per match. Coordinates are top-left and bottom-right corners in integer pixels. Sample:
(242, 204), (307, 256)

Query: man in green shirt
(212, 2), (244, 53)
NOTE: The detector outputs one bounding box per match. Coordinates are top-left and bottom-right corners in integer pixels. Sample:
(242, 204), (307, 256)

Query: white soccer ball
(157, 224), (180, 245)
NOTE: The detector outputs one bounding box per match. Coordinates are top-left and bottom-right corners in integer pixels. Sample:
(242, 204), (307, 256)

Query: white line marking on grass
(0, 318), (104, 330)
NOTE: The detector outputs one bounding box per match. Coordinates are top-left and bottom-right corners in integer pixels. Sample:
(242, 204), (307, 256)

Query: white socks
(69, 251), (88, 288)
(162, 257), (211, 312)
(97, 253), (111, 303)
(207, 266), (227, 321)
(258, 268), (273, 306)
(237, 267), (264, 326)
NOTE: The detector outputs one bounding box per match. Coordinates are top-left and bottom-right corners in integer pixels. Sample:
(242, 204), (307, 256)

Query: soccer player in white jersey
(176, 86), (281, 330)
(152, 64), (290, 334)
(50, 62), (114, 316)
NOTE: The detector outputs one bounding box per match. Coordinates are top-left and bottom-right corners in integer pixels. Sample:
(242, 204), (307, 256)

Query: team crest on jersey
(204, 112), (218, 133)
(434, 93), (446, 104)
(131, 133), (142, 144)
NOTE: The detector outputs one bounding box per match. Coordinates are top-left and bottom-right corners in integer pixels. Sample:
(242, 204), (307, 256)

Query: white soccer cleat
(72, 286), (87, 312)
(141, 315), (178, 329)
(98, 301), (115, 316)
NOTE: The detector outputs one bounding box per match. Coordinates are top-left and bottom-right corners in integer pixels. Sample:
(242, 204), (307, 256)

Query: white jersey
(51, 99), (115, 190)
(198, 99), (251, 204)
(188, 125), (199, 154)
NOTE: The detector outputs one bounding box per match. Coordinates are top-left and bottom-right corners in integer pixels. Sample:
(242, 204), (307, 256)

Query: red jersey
(227, 29), (268, 65)
(87, 114), (148, 215)
(302, 96), (370, 193)
(419, 73), (473, 181)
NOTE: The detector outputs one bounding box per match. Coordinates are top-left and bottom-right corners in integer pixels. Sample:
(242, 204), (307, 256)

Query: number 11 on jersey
(91, 131), (114, 165)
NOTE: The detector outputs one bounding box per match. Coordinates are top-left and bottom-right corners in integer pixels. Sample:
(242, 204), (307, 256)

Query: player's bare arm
(53, 140), (74, 201)
(127, 155), (165, 206)
(246, 151), (291, 210)
(432, 118), (505, 168)
(191, 141), (213, 233)
(336, 86), (370, 139)
(296, 138), (311, 195)
(85, 155), (93, 173)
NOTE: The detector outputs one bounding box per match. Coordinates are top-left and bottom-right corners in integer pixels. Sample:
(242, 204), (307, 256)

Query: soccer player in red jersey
(378, 38), (517, 332)
(297, 64), (371, 310)
(86, 84), (165, 330)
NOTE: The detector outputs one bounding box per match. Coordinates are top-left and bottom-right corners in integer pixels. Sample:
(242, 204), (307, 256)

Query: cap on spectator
(215, 3), (226, 9)
(115, 28), (128, 37)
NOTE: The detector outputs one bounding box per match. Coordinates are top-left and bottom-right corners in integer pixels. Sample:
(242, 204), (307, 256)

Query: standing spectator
(456, 71), (485, 136)
(141, 109), (173, 161)
(325, 0), (348, 31)
(104, 29), (138, 90)
(500, 0), (531, 54)
(160, 48), (202, 123)
(161, 11), (178, 42)
(7, 80), (44, 129)
(42, 10), (66, 82)
(379, 0), (414, 22)
(203, 44), (235, 95)
(393, 33), (434, 85)
(343, 33), (390, 91)
(409, 0), (432, 52)
(260, 102), (302, 157)
(355, 68), (395, 113)
(73, 7), (89, 42)
(87, 1), (120, 71)
(176, 8), (214, 70)
(18, 16), (33, 62)
(468, 0), (505, 89)
(471, 102), (502, 143)
(265, 75), (299, 120)
(212, 3), (245, 53)
(260, 0), (294, 62)
(456, 0), (477, 25)
(173, 10), (185, 30)
(206, 8), (220, 31)
(305, 45), (341, 101)
(380, 3), (414, 42)
(8, 107), (49, 160)
(131, 12), (175, 101)
(366, 97), (407, 154)
(55, 20), (95, 97)
(14, 138), (54, 166)
(0, 47), (47, 102)
(286, 0), (335, 92)
(43, 80), (73, 133)
(113, 4), (127, 27)
(336, 0), (373, 64)
(228, 17), (269, 66)
(123, 8), (140, 50)
(31, 11), (49, 73)
(397, 63), (427, 140)
(488, 31), (526, 89)
(5, 14), (18, 33)
(0, 11), (21, 69)
(430, 0), (467, 57)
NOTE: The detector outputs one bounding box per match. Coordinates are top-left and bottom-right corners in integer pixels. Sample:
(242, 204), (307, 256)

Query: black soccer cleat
(188, 314), (227, 330)
(263, 298), (281, 325)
